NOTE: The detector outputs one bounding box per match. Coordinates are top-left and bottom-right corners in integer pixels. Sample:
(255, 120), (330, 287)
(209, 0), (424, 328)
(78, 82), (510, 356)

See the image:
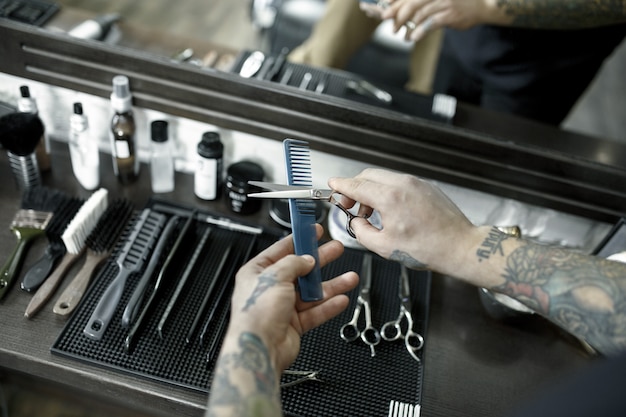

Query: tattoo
(495, 242), (626, 355)
(389, 250), (428, 270)
(207, 333), (281, 417)
(496, 0), (625, 29)
(243, 272), (278, 311)
(476, 227), (510, 262)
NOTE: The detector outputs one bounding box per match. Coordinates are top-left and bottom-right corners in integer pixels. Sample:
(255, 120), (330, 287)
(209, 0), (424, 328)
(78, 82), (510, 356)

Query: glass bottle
(149, 120), (175, 193)
(18, 85), (50, 171)
(69, 102), (100, 190)
(110, 75), (139, 184)
(194, 131), (223, 200)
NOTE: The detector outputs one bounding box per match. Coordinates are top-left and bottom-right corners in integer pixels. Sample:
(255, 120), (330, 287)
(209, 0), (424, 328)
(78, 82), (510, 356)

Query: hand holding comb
(0, 186), (64, 301)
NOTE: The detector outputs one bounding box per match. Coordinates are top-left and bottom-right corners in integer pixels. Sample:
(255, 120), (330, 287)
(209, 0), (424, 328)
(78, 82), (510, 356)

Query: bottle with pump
(69, 102), (100, 190)
(18, 85), (50, 171)
(194, 131), (223, 200)
(149, 120), (175, 193)
(110, 75), (139, 184)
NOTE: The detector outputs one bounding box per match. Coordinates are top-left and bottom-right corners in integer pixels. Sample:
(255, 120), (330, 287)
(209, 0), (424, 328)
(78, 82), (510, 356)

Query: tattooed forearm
(389, 250), (428, 270)
(206, 332), (282, 417)
(496, 0), (626, 29)
(476, 227), (511, 262)
(243, 272), (279, 311)
(494, 242), (626, 356)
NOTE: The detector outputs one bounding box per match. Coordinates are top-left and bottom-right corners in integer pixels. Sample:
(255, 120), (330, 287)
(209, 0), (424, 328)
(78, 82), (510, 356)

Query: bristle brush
(283, 139), (323, 302)
(0, 186), (64, 301)
(53, 198), (134, 316)
(25, 188), (109, 318)
(21, 196), (85, 292)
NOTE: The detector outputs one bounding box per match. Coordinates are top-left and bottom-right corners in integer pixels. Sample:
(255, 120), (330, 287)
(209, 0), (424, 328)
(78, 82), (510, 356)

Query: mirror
(52, 0), (626, 144)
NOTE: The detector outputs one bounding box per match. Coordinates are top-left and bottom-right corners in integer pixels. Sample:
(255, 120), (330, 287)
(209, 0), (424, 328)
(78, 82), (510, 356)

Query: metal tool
(388, 400), (421, 417)
(239, 50), (265, 78)
(381, 265), (424, 363)
(346, 79), (393, 105)
(247, 181), (364, 238)
(281, 369), (323, 389)
(340, 253), (381, 356)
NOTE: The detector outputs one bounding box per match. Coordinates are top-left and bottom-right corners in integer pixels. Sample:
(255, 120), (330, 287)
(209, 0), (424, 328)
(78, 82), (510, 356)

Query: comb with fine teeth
(284, 139), (323, 302)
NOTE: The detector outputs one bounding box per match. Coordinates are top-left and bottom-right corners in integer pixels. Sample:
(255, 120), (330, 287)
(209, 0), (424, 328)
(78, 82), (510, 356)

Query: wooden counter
(0, 140), (591, 417)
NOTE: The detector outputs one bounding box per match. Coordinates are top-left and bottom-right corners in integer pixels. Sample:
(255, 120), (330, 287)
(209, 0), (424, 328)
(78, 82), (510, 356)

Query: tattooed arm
(206, 225), (359, 417)
(329, 168), (626, 356)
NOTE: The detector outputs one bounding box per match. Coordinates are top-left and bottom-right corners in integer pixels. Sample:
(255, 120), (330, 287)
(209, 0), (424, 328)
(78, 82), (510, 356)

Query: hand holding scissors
(247, 181), (367, 238)
(381, 265), (424, 363)
(339, 253), (381, 356)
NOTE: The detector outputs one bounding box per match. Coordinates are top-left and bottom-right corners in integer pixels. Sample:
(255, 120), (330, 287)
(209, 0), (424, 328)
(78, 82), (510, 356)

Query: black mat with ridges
(52, 199), (431, 416)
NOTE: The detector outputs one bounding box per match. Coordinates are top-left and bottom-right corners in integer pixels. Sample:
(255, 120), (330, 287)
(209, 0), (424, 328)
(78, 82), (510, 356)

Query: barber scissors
(339, 253), (381, 356)
(381, 265), (424, 363)
(247, 181), (362, 238)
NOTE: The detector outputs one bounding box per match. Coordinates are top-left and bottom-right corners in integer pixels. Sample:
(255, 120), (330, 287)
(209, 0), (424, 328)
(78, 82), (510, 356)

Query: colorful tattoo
(243, 272), (279, 311)
(494, 242), (626, 355)
(476, 227), (509, 262)
(496, 0), (624, 29)
(389, 250), (428, 269)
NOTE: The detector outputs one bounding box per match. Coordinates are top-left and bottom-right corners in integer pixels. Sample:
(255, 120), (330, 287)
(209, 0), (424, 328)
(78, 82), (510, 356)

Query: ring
(405, 20), (417, 31)
(421, 16), (434, 33)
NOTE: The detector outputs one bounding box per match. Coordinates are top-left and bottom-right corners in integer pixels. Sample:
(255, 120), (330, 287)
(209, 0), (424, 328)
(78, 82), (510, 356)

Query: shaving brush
(0, 112), (45, 189)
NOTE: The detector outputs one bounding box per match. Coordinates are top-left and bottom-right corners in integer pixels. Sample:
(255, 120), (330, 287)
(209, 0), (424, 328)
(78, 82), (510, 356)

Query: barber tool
(256, 56), (275, 80)
(388, 400), (420, 417)
(206, 305), (229, 365)
(124, 212), (194, 353)
(0, 186), (62, 301)
(0, 112), (45, 189)
(340, 253), (381, 356)
(84, 208), (166, 340)
(346, 79), (393, 105)
(279, 66), (293, 85)
(68, 13), (121, 41)
(157, 227), (213, 339)
(315, 74), (328, 94)
(121, 215), (180, 328)
(266, 47), (289, 82)
(198, 237), (257, 345)
(21, 196), (83, 293)
(281, 369), (323, 389)
(299, 72), (313, 90)
(25, 188), (109, 318)
(239, 50), (265, 78)
(380, 265), (424, 363)
(53, 199), (134, 316)
(185, 243), (232, 344)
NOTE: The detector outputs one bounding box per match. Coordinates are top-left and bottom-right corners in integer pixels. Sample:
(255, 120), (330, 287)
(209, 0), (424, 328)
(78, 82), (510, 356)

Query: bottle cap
(197, 131), (223, 158)
(17, 85), (37, 114)
(110, 75), (132, 112)
(73, 102), (83, 115)
(151, 120), (169, 143)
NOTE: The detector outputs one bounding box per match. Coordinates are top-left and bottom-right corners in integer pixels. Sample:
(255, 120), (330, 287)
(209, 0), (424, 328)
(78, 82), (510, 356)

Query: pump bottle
(110, 75), (139, 184)
(69, 102), (100, 190)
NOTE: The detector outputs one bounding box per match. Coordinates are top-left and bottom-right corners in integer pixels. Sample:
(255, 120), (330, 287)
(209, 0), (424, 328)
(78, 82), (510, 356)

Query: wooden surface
(0, 140), (592, 417)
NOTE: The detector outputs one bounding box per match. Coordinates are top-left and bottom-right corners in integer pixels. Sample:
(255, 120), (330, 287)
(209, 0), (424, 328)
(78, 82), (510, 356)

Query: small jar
(225, 161), (264, 214)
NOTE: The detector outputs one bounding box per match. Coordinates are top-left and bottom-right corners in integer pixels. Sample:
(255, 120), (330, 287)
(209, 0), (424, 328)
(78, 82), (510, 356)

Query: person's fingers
(317, 239), (345, 268)
(296, 271), (359, 310)
(349, 217), (388, 253)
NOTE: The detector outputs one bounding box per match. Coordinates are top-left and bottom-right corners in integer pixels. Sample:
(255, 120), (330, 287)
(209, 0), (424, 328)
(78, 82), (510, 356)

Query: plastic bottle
(110, 75), (139, 184)
(69, 102), (100, 190)
(17, 85), (50, 171)
(149, 120), (175, 193)
(194, 131), (223, 200)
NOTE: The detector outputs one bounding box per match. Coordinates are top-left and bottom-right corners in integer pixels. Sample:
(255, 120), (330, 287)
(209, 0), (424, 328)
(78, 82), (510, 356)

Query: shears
(247, 181), (362, 238)
(339, 253), (381, 356)
(380, 265), (424, 363)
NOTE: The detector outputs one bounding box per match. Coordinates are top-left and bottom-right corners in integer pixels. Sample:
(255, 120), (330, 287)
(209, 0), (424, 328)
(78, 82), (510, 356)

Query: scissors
(339, 253), (381, 356)
(247, 181), (362, 238)
(381, 265), (424, 363)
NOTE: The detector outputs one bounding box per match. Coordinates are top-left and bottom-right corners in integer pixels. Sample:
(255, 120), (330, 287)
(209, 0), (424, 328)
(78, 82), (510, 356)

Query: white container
(69, 102), (100, 190)
(149, 120), (175, 193)
(194, 131), (223, 200)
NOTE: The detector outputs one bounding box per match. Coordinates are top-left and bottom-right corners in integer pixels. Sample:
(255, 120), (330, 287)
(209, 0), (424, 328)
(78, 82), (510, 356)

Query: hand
(227, 225), (359, 373)
(329, 168), (476, 272)
(381, 0), (494, 41)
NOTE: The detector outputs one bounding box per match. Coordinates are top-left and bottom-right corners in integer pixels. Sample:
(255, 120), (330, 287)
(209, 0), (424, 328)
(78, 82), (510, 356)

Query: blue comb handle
(284, 139), (323, 302)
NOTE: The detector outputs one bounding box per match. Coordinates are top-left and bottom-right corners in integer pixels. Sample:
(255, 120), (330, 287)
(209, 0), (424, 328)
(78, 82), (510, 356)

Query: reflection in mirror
(54, 0), (625, 144)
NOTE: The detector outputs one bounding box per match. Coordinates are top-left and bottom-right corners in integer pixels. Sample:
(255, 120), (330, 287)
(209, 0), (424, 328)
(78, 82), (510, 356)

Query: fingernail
(302, 254), (315, 263)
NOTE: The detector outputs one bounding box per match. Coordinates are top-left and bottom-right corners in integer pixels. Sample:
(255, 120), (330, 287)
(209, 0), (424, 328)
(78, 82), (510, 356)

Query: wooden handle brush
(0, 186), (65, 301)
(53, 198), (134, 316)
(25, 188), (109, 318)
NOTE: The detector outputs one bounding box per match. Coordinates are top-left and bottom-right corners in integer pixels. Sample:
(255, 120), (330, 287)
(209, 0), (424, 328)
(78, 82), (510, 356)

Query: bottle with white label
(69, 102), (100, 190)
(149, 120), (175, 193)
(110, 75), (139, 184)
(194, 131), (223, 200)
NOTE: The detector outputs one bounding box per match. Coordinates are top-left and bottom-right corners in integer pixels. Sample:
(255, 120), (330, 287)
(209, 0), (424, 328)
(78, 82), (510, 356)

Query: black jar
(225, 161), (264, 214)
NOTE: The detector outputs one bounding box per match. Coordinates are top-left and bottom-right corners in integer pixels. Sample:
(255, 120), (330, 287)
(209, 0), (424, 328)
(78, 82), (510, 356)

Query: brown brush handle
(24, 250), (83, 319)
(53, 250), (109, 316)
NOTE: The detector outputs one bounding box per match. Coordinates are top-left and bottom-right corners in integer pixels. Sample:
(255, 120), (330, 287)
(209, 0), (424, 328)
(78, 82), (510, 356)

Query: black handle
(21, 241), (66, 292)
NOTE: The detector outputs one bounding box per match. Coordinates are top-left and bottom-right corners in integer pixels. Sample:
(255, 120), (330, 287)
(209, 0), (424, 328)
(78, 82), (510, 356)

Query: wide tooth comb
(284, 139), (323, 302)
(83, 208), (166, 340)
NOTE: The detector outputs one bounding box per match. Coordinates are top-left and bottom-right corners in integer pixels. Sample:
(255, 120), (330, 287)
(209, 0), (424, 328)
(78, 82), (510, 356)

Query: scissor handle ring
(361, 326), (381, 346)
(405, 330), (425, 351)
(339, 323), (360, 342)
(380, 321), (402, 341)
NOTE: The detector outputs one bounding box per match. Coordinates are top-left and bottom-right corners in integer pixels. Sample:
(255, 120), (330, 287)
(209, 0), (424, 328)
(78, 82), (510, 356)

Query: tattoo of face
(476, 227), (510, 262)
(242, 272), (278, 311)
(238, 332), (277, 395)
(389, 250), (427, 270)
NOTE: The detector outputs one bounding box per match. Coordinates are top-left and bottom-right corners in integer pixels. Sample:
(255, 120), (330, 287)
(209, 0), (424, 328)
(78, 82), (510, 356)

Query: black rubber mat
(52, 199), (430, 416)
